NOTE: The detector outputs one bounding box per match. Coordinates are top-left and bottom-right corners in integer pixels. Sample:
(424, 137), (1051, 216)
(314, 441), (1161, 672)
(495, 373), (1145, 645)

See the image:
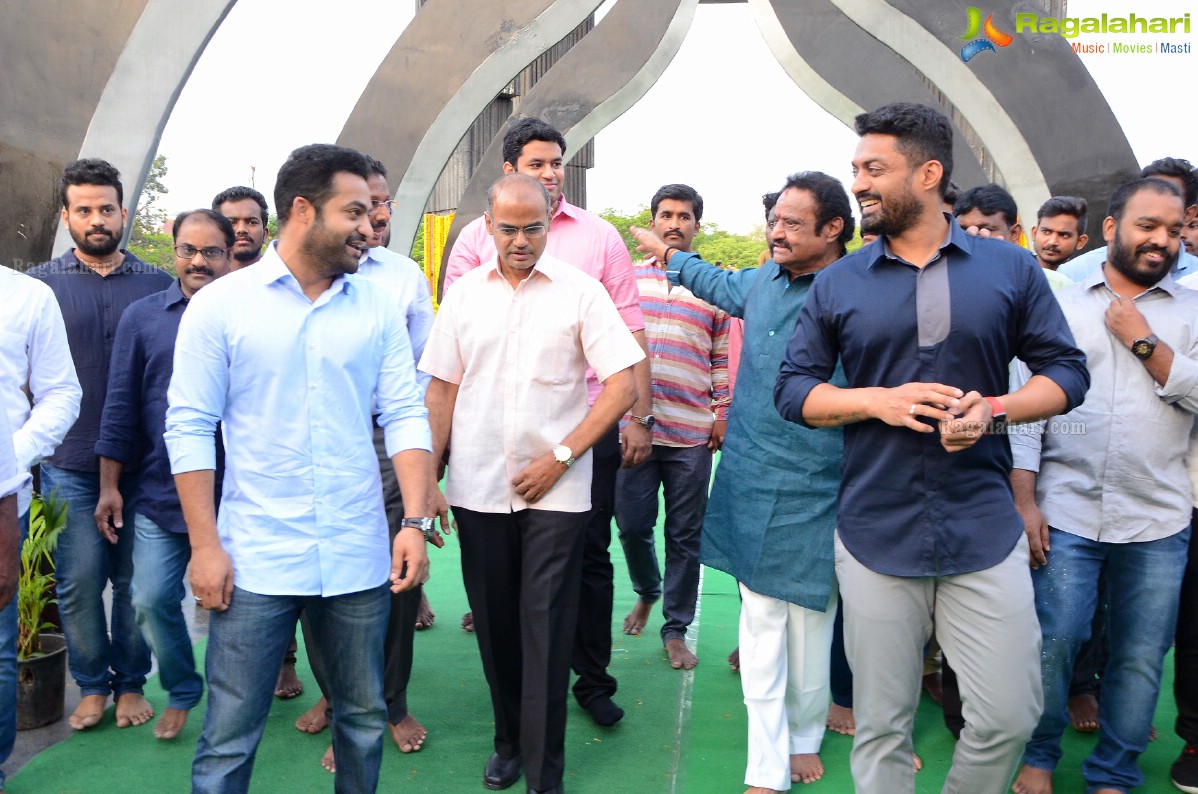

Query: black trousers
(456, 506), (587, 791)
(571, 427), (621, 707)
(1176, 507), (1198, 744)
(303, 426), (422, 724)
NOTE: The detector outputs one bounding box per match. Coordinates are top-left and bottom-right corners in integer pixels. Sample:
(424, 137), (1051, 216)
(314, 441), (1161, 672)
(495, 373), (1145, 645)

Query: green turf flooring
(9, 522), (1186, 793)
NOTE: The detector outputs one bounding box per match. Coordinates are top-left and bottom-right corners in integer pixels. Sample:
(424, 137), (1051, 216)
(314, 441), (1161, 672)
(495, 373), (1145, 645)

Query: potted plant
(16, 490), (68, 730)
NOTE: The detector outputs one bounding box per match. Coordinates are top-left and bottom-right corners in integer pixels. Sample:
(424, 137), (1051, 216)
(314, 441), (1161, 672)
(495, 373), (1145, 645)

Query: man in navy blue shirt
(27, 158), (172, 732)
(775, 103), (1089, 794)
(94, 209), (234, 741)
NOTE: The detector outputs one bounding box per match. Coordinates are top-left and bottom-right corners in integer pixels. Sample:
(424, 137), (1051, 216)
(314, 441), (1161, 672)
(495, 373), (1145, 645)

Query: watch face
(641, 415), (656, 428)
(1132, 340), (1154, 359)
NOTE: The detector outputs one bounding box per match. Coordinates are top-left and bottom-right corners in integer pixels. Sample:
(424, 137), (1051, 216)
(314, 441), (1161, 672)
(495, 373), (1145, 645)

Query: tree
(127, 154), (175, 275)
(597, 206), (652, 258)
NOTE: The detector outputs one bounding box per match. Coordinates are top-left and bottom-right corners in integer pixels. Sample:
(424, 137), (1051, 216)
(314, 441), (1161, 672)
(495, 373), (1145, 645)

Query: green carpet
(9, 523), (1186, 793)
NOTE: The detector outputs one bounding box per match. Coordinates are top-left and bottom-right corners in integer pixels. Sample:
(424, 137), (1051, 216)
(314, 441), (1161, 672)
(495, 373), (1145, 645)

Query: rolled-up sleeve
(1014, 264), (1090, 412)
(775, 279), (838, 428)
(165, 294), (226, 474)
(598, 226), (645, 333)
(1157, 336), (1198, 413)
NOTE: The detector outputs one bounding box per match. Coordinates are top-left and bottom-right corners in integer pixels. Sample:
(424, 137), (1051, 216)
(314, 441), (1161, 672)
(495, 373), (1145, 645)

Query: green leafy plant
(18, 491), (67, 660)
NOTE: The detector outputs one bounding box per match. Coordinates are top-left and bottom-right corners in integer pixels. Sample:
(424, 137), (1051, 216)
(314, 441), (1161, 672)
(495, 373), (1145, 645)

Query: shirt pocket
(528, 329), (579, 386)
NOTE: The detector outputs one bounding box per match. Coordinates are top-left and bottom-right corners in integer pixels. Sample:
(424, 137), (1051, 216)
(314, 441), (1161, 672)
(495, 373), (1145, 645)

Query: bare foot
(666, 638), (698, 670)
(1151, 725), (1158, 741)
(321, 745), (336, 774)
(415, 591), (435, 630)
(295, 696), (329, 733)
(913, 753), (922, 772)
(1011, 763), (1053, 794)
(154, 707), (189, 740)
(827, 703), (856, 735)
(68, 694), (108, 730)
(922, 672), (943, 706)
(115, 693), (154, 728)
(274, 662), (303, 699)
(1068, 693), (1099, 733)
(728, 646), (740, 673)
(461, 611), (474, 633)
(623, 599), (653, 635)
(790, 753), (824, 783)
(744, 788), (782, 794)
(389, 714), (427, 752)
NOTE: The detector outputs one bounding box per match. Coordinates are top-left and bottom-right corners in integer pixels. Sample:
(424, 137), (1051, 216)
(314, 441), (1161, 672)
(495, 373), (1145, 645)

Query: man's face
(298, 172), (373, 278)
(1183, 217), (1198, 256)
(366, 173), (391, 249)
(769, 187), (836, 273)
(62, 184), (127, 258)
(650, 198), (699, 253)
(1104, 188), (1184, 288)
(485, 188), (550, 276)
(955, 208), (1019, 243)
(174, 217), (232, 299)
(503, 140), (565, 206)
(851, 134), (923, 237)
(218, 198), (267, 265)
(1031, 213), (1087, 268)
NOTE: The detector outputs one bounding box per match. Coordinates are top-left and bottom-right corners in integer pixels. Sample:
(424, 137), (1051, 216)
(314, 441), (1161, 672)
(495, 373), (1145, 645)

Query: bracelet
(983, 396), (1006, 419)
(661, 246), (678, 264)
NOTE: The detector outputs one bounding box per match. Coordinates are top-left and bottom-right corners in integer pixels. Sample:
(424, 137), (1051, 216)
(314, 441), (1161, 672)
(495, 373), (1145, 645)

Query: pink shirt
(420, 254), (645, 513)
(444, 196), (644, 404)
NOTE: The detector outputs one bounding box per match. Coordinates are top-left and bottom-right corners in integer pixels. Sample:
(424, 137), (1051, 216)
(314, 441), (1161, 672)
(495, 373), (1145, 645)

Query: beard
(232, 239), (263, 262)
(859, 183), (922, 237)
(1107, 226), (1177, 288)
(72, 226), (120, 257)
(301, 214), (365, 278)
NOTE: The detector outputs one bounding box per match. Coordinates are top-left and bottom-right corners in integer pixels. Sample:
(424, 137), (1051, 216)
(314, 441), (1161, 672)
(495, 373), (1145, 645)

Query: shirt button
(768, 330), (775, 336)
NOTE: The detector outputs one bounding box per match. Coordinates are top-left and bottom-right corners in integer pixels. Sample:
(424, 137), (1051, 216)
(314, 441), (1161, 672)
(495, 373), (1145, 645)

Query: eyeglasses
(174, 244), (228, 262)
(370, 199), (398, 211)
(494, 223), (547, 239)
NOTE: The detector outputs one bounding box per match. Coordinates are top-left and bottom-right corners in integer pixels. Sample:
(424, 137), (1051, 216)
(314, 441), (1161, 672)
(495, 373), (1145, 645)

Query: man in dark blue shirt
(26, 158), (172, 731)
(775, 103), (1089, 794)
(94, 209), (234, 741)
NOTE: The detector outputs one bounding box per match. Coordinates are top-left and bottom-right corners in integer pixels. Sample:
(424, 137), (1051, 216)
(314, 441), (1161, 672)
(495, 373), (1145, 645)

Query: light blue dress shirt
(357, 246), (434, 393)
(165, 243), (431, 597)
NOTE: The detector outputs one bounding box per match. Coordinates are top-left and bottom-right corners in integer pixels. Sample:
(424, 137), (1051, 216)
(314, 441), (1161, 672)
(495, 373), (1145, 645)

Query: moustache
(184, 265), (214, 277)
(87, 228), (113, 237)
(1137, 244), (1168, 257)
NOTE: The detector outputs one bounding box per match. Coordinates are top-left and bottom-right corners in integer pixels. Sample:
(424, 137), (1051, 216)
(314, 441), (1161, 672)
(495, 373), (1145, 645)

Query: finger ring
(908, 404), (918, 416)
(194, 596), (203, 604)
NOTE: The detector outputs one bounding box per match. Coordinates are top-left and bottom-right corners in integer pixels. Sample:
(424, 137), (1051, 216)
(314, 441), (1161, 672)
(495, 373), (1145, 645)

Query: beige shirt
(419, 253), (644, 513)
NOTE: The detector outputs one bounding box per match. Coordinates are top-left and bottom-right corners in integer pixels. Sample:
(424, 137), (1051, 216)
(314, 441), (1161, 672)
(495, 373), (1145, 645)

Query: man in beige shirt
(420, 173), (642, 794)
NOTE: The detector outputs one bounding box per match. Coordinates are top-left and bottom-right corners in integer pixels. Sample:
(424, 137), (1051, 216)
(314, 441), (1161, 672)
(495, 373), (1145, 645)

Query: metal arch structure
(2, 0), (1138, 272)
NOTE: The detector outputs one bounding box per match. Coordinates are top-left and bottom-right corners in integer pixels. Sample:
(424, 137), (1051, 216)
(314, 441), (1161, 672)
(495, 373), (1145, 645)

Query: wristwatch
(400, 517), (438, 542)
(630, 414), (656, 429)
(552, 444), (576, 468)
(1131, 334), (1159, 360)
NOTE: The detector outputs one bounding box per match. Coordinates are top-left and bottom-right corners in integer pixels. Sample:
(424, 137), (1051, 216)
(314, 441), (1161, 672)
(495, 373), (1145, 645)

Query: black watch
(400, 517), (438, 542)
(1131, 333), (1159, 360)
(630, 414), (656, 429)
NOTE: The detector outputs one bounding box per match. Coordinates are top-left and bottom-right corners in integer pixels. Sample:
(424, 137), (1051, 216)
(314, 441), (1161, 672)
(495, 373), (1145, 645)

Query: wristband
(983, 396), (1006, 420)
(661, 246), (678, 264)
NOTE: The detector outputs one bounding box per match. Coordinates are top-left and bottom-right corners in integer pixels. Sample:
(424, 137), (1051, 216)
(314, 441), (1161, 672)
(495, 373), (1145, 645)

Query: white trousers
(739, 581), (838, 790)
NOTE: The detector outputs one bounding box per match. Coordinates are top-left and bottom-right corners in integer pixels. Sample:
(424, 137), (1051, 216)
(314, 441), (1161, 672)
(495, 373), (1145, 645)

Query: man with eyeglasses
(292, 155), (438, 776)
(94, 209), (234, 741)
(27, 158), (172, 732)
(445, 118), (649, 729)
(423, 173), (642, 794)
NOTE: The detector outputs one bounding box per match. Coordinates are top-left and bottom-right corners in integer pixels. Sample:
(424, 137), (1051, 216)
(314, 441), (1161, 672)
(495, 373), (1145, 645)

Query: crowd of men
(2, 102), (1198, 794)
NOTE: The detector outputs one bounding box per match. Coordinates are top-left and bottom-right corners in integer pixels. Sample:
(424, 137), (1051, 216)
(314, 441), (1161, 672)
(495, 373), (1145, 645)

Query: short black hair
(953, 183), (1018, 227)
(1140, 157), (1197, 207)
(854, 102), (954, 199)
(1036, 195), (1089, 235)
(60, 158), (123, 208)
(650, 184), (703, 223)
(173, 208), (236, 247)
(363, 155), (387, 179)
(762, 191), (780, 220)
(274, 144), (372, 225)
(943, 181), (961, 208)
(782, 171), (856, 256)
(211, 186), (269, 225)
(1107, 177), (1183, 223)
(502, 118), (568, 168)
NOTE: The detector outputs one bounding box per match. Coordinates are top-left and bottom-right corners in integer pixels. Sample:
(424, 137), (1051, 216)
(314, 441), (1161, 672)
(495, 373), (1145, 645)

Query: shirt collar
(256, 241), (351, 296)
(1083, 260), (1184, 298)
(64, 248), (140, 275)
(485, 251), (564, 283)
(868, 213), (964, 270)
(164, 279), (188, 308)
(552, 194), (581, 222)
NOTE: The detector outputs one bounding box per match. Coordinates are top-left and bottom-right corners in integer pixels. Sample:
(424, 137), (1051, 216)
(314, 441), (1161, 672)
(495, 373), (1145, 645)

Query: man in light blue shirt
(166, 144), (443, 794)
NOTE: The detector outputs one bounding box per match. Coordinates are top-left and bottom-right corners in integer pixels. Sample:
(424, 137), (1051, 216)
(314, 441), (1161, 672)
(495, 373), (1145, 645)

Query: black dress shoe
(528, 786), (563, 794)
(583, 695), (624, 726)
(483, 752), (522, 790)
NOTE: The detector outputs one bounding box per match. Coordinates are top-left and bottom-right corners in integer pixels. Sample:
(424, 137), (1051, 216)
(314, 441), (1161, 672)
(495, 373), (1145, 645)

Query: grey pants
(835, 532), (1042, 794)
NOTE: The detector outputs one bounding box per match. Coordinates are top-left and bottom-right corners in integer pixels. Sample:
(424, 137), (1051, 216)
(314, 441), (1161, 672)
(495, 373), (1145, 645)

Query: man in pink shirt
(444, 118), (650, 727)
(423, 174), (643, 793)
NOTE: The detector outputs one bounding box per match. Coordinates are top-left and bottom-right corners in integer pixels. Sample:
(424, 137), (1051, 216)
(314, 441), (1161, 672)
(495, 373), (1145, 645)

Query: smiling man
(166, 144), (441, 794)
(95, 208), (234, 742)
(774, 102), (1089, 794)
(212, 186), (269, 268)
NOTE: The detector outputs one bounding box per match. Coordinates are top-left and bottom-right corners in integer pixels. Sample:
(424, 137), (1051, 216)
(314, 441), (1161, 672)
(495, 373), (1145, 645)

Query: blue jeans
(193, 585), (390, 794)
(614, 443), (710, 643)
(1023, 526), (1190, 792)
(39, 464), (149, 698)
(0, 512), (22, 790)
(130, 515), (202, 709)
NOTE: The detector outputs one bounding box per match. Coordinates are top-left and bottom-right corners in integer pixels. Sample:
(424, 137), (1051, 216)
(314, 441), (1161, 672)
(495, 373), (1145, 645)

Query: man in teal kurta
(632, 170), (853, 790)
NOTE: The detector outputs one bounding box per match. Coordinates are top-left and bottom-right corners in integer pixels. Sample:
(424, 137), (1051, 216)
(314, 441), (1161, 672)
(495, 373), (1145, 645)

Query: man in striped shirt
(615, 184), (731, 670)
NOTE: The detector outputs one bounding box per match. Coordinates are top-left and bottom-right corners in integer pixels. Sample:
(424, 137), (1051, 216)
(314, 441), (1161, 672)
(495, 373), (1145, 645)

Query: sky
(158, 0), (1197, 236)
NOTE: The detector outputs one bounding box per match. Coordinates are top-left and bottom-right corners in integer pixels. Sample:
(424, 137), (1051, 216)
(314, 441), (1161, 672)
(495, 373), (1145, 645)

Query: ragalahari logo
(959, 7), (1013, 61)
